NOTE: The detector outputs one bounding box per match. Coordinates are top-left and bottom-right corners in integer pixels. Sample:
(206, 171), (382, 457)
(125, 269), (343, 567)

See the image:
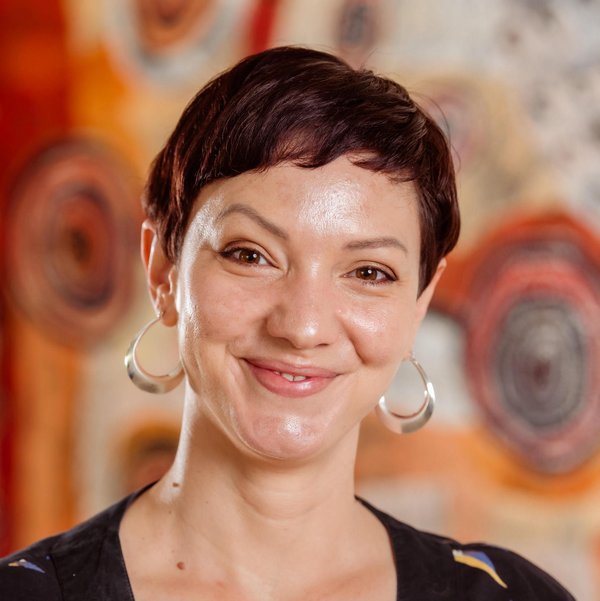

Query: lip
(242, 358), (338, 398)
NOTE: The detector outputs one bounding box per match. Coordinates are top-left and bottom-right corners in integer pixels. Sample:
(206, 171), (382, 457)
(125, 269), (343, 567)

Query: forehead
(191, 156), (420, 239)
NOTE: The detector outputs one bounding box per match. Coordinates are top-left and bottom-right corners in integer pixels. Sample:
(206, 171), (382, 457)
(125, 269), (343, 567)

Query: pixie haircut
(144, 46), (460, 293)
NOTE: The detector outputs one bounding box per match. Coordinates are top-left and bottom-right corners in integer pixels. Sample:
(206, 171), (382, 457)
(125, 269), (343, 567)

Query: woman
(1, 46), (574, 600)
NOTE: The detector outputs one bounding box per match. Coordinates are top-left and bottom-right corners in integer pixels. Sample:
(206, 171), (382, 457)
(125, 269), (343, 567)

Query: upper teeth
(274, 371), (307, 382)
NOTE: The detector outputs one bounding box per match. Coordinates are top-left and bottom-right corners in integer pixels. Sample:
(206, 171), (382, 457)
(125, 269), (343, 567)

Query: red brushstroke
(248, 0), (280, 54)
(0, 0), (70, 554)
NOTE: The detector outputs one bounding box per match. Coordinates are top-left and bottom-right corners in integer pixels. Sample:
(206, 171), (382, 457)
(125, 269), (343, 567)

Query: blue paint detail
(463, 550), (496, 570)
(8, 558), (46, 574)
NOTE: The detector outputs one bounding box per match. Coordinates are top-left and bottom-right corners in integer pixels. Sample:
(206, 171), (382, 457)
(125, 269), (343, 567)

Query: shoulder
(362, 500), (575, 600)
(0, 491), (136, 601)
(0, 535), (63, 601)
(455, 543), (576, 601)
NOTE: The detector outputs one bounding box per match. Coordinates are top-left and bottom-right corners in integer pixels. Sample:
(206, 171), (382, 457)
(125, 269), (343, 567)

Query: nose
(265, 271), (341, 350)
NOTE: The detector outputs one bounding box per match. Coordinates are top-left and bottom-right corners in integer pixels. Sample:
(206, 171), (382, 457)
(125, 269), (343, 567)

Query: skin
(120, 155), (445, 601)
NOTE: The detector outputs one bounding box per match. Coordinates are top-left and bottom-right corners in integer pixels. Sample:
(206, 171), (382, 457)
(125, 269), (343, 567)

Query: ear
(414, 258), (447, 328)
(141, 220), (178, 326)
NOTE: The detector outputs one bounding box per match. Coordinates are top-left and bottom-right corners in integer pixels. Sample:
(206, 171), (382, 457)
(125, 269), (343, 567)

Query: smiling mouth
(242, 359), (337, 398)
(273, 371), (307, 382)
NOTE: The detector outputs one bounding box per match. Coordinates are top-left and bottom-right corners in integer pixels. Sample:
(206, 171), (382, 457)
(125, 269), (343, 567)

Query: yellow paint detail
(452, 550), (508, 589)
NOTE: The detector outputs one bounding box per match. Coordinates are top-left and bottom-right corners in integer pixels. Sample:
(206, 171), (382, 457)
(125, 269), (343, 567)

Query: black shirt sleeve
(455, 543), (577, 600)
(0, 540), (62, 601)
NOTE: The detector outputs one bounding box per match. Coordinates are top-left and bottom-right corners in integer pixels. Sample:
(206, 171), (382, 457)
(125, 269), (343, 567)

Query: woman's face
(152, 155), (442, 463)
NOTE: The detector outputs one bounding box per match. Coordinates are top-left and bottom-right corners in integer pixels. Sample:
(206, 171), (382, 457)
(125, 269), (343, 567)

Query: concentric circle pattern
(4, 140), (139, 347)
(496, 299), (585, 430)
(133, 0), (217, 55)
(465, 218), (600, 473)
(105, 0), (244, 83)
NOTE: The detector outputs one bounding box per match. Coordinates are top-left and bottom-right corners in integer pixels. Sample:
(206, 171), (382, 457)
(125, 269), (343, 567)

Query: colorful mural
(4, 139), (140, 347)
(0, 0), (599, 598)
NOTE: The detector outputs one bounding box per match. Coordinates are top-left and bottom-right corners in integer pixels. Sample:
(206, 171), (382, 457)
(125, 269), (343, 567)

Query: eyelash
(219, 245), (270, 266)
(348, 266), (397, 286)
(220, 245), (397, 286)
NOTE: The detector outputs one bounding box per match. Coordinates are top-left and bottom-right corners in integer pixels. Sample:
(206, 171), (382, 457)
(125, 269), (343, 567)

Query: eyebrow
(215, 203), (288, 239)
(345, 237), (408, 254)
(216, 203), (408, 253)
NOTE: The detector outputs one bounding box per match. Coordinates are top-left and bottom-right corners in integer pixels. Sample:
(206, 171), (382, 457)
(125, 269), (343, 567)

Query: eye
(351, 265), (395, 284)
(220, 246), (269, 266)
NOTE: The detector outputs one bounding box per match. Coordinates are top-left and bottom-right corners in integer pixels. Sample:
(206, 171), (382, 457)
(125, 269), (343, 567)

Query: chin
(233, 414), (328, 463)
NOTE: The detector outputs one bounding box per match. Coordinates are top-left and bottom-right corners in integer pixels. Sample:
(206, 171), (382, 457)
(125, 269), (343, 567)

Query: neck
(168, 405), (358, 511)
(121, 399), (394, 601)
(146, 403), (366, 572)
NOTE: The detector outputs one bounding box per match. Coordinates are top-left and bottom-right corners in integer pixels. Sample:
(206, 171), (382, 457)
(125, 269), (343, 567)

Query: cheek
(176, 274), (267, 347)
(344, 299), (418, 366)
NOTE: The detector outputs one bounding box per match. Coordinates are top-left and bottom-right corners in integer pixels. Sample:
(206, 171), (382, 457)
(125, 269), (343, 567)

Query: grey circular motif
(495, 299), (585, 431)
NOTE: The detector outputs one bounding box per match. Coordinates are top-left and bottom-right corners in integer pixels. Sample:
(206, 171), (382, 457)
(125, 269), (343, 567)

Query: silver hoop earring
(124, 314), (184, 394)
(375, 354), (435, 434)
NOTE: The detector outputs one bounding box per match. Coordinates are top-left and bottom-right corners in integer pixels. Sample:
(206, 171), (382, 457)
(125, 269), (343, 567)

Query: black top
(0, 487), (575, 600)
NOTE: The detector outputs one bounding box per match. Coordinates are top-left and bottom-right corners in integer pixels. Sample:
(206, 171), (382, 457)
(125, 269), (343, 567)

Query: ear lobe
(141, 219), (178, 324)
(414, 258), (446, 325)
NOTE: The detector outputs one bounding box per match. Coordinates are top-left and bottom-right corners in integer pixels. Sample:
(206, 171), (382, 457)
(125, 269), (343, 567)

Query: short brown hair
(144, 46), (460, 293)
